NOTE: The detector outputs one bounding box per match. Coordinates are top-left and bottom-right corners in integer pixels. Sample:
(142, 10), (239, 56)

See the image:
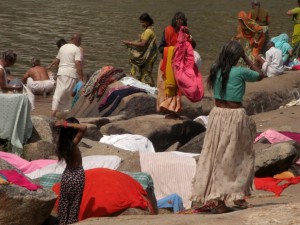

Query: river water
(0, 0), (295, 77)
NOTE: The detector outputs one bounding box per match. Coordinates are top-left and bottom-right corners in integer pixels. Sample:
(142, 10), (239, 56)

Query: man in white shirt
(256, 41), (284, 77)
(50, 33), (84, 117)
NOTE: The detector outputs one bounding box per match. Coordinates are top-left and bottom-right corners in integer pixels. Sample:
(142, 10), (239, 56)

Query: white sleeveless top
(0, 65), (8, 92)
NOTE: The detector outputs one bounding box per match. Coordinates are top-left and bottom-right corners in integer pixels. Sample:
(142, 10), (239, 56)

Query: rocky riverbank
(1, 71), (300, 225)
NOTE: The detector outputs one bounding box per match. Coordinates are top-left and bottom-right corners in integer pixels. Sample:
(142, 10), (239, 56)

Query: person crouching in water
(55, 117), (87, 225)
(22, 57), (55, 95)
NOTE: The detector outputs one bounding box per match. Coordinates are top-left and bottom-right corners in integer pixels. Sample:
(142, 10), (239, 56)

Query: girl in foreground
(55, 117), (87, 224)
(191, 40), (265, 213)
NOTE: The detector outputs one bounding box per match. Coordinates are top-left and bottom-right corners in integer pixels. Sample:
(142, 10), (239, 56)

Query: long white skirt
(191, 107), (257, 203)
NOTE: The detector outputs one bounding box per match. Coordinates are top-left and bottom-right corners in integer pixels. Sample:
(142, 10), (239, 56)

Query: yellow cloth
(165, 46), (176, 96)
(273, 171), (295, 179)
(292, 24), (300, 47)
(0, 177), (9, 185)
(141, 28), (154, 41)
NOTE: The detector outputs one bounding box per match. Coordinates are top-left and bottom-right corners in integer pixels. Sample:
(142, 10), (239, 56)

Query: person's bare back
(27, 66), (50, 81)
(22, 58), (51, 84)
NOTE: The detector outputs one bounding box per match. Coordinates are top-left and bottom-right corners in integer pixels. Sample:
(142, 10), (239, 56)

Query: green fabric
(213, 67), (259, 102)
(39, 173), (62, 189)
(0, 94), (32, 154)
(122, 171), (154, 190)
(291, 7), (300, 24)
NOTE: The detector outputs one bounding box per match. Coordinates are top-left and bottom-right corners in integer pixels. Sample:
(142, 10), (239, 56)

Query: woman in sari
(271, 33), (293, 65)
(156, 12), (187, 116)
(123, 13), (157, 87)
(235, 11), (265, 61)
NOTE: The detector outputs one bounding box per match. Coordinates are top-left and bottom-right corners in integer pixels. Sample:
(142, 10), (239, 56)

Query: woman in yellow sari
(123, 13), (157, 87)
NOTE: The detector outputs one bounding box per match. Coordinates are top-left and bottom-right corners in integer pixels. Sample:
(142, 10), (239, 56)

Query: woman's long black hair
(207, 40), (244, 95)
(57, 117), (79, 164)
(171, 12), (187, 31)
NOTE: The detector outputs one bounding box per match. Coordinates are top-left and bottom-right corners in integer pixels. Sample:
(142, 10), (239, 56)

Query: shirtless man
(22, 57), (55, 95)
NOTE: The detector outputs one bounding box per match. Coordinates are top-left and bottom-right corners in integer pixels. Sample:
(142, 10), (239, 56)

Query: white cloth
(120, 76), (157, 95)
(56, 43), (81, 79)
(262, 47), (284, 77)
(25, 155), (122, 179)
(100, 134), (155, 152)
(27, 77), (55, 95)
(194, 50), (202, 71)
(194, 115), (209, 128)
(52, 75), (77, 111)
(22, 84), (35, 110)
(140, 152), (197, 208)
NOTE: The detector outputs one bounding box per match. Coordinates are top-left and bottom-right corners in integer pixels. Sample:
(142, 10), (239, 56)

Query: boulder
(100, 114), (206, 152)
(255, 141), (300, 177)
(82, 142), (141, 172)
(82, 123), (102, 141)
(78, 115), (126, 129)
(23, 140), (56, 161)
(102, 93), (157, 119)
(178, 132), (206, 154)
(29, 116), (56, 143)
(0, 159), (57, 225)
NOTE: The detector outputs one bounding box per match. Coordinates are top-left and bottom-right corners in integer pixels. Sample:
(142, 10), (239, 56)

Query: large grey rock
(82, 123), (102, 141)
(0, 159), (57, 225)
(255, 141), (300, 177)
(102, 93), (157, 119)
(29, 116), (56, 143)
(23, 140), (56, 161)
(100, 114), (206, 152)
(78, 115), (126, 128)
(82, 142), (141, 172)
(178, 132), (206, 154)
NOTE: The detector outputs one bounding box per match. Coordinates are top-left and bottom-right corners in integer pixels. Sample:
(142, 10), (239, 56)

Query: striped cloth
(39, 173), (62, 189)
(122, 171), (154, 190)
(140, 152), (197, 209)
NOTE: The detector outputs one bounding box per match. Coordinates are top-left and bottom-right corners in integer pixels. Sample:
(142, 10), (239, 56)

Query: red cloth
(0, 169), (42, 191)
(254, 176), (300, 196)
(172, 26), (204, 102)
(165, 25), (178, 46)
(53, 168), (150, 220)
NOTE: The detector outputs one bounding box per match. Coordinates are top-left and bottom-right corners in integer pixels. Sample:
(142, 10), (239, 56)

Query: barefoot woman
(191, 40), (265, 213)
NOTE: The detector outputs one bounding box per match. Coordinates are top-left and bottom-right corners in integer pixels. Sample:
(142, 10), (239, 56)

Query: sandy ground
(29, 74), (300, 225)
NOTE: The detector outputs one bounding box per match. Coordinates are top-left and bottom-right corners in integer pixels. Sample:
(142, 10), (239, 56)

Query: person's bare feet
(233, 199), (253, 209)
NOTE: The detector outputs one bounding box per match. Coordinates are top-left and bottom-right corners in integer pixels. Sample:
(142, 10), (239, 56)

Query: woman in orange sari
(235, 11), (265, 61)
(156, 12), (187, 117)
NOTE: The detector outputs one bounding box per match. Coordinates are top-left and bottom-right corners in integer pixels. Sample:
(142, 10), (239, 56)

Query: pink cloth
(0, 151), (57, 174)
(172, 26), (204, 102)
(0, 170), (42, 191)
(254, 129), (292, 144)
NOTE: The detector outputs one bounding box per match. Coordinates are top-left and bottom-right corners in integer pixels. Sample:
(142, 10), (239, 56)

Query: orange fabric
(254, 176), (300, 196)
(165, 26), (178, 46)
(53, 168), (149, 221)
(237, 11), (265, 57)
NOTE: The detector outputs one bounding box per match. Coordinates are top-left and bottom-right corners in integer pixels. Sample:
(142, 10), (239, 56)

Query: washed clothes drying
(98, 86), (146, 116)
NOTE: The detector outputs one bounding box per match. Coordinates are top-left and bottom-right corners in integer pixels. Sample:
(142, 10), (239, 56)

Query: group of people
(1, 1), (300, 224)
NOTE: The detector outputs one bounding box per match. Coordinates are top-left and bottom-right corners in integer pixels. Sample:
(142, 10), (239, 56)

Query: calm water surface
(0, 0), (295, 77)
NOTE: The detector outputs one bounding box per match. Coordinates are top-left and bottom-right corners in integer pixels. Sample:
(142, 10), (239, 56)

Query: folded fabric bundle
(53, 168), (151, 220)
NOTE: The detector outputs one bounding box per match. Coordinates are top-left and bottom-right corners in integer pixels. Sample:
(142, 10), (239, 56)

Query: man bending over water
(22, 57), (55, 95)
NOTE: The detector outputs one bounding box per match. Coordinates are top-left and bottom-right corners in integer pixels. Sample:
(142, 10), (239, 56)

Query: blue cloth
(157, 193), (184, 212)
(0, 94), (32, 154)
(271, 33), (293, 64)
(71, 81), (83, 108)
